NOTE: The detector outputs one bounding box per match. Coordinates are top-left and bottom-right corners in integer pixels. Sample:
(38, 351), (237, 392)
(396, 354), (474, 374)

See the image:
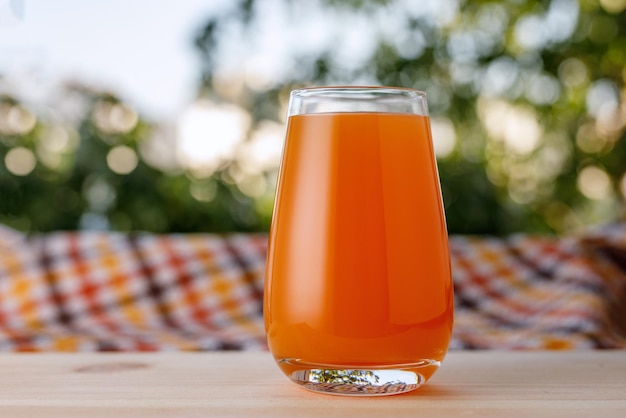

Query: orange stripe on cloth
(1, 224), (625, 351)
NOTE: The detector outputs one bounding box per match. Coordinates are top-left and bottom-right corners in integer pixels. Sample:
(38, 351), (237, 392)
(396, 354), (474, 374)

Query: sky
(0, 0), (224, 120)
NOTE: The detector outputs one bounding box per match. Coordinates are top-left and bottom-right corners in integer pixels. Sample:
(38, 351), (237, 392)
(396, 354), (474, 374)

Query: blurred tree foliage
(1, 0), (626, 235)
(0, 88), (265, 233)
(194, 0), (626, 235)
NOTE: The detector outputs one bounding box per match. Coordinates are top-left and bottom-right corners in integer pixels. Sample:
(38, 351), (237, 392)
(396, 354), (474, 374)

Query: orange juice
(264, 111), (453, 392)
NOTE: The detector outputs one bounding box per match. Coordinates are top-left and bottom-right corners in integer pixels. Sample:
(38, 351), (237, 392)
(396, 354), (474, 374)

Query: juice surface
(265, 112), (453, 366)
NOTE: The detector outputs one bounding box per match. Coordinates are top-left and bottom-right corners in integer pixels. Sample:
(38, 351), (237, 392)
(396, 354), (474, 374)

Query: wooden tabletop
(0, 351), (624, 417)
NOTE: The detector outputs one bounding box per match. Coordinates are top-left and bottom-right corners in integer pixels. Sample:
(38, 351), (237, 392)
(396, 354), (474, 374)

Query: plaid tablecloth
(1, 224), (625, 351)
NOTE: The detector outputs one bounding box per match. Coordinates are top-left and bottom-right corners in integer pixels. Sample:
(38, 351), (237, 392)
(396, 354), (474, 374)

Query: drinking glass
(264, 86), (453, 396)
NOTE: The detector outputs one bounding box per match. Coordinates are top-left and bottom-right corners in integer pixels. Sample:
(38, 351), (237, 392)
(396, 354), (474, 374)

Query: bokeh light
(106, 145), (138, 175)
(4, 146), (36, 175)
(236, 120), (284, 174)
(600, 0), (626, 14)
(577, 166), (613, 200)
(480, 100), (543, 155)
(0, 103), (36, 136)
(92, 101), (138, 135)
(176, 100), (250, 177)
(431, 118), (457, 158)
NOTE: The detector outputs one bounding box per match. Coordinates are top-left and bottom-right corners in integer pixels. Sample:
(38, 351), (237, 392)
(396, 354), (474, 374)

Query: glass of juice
(264, 86), (453, 396)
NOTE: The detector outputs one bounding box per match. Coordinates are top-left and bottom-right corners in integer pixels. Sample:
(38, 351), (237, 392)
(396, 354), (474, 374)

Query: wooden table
(0, 351), (624, 417)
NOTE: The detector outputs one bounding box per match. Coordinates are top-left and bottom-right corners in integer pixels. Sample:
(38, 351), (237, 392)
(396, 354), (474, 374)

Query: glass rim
(290, 86), (427, 99)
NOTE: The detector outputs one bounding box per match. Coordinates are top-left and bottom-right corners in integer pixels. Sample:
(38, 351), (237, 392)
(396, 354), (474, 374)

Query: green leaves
(2, 0), (625, 235)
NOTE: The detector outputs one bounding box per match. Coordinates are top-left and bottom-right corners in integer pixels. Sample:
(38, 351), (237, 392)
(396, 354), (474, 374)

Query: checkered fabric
(1, 223), (625, 351)
(450, 228), (626, 349)
(0, 225), (267, 351)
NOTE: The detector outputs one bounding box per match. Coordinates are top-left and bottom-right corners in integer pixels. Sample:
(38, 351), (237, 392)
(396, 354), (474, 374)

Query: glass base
(278, 358), (440, 396)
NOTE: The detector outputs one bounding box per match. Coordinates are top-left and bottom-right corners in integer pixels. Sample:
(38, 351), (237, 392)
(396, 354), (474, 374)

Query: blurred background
(0, 0), (625, 235)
